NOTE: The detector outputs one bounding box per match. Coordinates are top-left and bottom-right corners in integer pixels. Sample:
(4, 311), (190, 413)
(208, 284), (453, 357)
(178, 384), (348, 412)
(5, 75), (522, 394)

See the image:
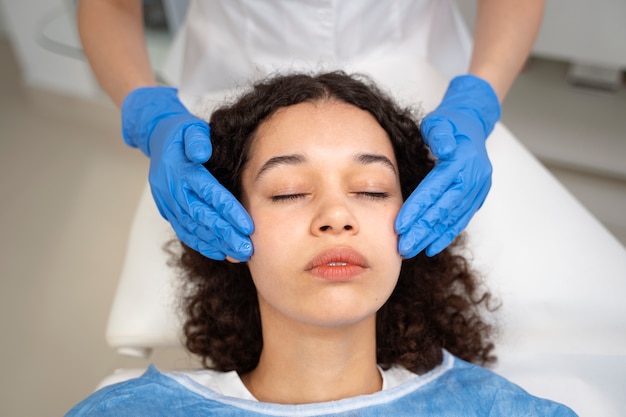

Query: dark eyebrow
(355, 153), (397, 175)
(255, 154), (306, 182)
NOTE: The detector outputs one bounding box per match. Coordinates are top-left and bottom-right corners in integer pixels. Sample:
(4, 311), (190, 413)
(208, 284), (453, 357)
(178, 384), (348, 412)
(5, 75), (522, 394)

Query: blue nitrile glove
(122, 86), (254, 261)
(395, 74), (501, 258)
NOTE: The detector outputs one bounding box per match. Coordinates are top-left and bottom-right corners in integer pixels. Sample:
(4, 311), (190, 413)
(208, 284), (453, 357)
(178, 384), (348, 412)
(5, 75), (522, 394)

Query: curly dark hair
(174, 71), (497, 376)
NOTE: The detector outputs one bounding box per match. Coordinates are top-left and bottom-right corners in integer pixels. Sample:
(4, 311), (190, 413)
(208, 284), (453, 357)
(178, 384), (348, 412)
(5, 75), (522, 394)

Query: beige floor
(1, 36), (625, 416)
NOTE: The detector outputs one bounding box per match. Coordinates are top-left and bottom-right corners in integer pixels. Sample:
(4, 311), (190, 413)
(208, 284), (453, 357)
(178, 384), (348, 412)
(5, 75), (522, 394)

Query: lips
(305, 247), (369, 281)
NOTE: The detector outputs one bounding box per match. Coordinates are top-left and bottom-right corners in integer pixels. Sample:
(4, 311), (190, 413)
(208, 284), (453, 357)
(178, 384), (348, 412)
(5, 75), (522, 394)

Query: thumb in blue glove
(395, 75), (501, 258)
(122, 86), (254, 261)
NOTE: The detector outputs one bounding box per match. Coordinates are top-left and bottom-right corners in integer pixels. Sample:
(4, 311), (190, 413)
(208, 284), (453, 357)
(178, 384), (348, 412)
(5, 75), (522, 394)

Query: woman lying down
(67, 71), (577, 416)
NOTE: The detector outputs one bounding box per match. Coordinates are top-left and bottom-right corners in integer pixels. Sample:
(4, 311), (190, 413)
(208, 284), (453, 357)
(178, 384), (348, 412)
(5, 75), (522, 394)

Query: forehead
(249, 100), (395, 160)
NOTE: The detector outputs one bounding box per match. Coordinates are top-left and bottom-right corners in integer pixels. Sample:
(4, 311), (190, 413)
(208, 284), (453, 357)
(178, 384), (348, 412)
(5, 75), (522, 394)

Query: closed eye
(272, 192), (390, 202)
(271, 193), (307, 202)
(356, 192), (391, 200)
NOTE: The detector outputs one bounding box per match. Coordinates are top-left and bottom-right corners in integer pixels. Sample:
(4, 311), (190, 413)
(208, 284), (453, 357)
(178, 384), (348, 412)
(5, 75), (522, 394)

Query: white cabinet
(455, 0), (626, 70)
(532, 0), (626, 70)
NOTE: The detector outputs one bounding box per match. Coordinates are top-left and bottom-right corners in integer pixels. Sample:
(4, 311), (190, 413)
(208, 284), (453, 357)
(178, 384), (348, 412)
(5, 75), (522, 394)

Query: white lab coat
(106, 2), (626, 415)
(161, 0), (471, 105)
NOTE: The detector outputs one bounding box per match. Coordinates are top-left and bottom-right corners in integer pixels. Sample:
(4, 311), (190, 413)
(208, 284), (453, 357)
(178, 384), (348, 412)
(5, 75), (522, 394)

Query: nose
(310, 194), (359, 236)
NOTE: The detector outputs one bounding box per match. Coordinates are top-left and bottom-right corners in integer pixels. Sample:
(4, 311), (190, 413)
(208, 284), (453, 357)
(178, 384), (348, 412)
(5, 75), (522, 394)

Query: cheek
(370, 209), (403, 296)
(249, 205), (305, 244)
(363, 202), (403, 265)
(247, 206), (305, 273)
(364, 200), (401, 236)
(246, 209), (307, 310)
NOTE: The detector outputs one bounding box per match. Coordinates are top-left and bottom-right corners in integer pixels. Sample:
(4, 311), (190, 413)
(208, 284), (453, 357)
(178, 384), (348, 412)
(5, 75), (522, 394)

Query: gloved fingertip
(185, 126), (212, 162)
(187, 143), (212, 163)
(239, 240), (253, 258)
(225, 241), (253, 263)
(424, 245), (442, 257)
(429, 133), (456, 159)
(243, 218), (255, 235)
(397, 235), (420, 259)
(233, 212), (254, 235)
(394, 215), (410, 234)
(425, 235), (453, 257)
(186, 141), (212, 163)
(199, 248), (227, 261)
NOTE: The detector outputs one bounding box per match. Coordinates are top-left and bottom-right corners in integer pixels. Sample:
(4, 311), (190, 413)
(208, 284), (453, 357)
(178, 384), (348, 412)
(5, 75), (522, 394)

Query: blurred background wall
(0, 1), (624, 416)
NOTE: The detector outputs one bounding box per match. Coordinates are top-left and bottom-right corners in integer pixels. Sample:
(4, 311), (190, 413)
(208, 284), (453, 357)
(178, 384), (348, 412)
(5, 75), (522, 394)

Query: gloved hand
(395, 75), (501, 258)
(122, 86), (254, 261)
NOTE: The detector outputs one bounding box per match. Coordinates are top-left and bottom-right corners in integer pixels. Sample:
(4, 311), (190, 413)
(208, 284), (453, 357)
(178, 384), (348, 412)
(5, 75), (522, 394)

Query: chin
(296, 300), (382, 328)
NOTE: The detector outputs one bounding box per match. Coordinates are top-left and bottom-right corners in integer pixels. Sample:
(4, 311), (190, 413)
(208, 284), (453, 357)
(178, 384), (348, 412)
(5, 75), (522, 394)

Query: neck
(240, 308), (382, 404)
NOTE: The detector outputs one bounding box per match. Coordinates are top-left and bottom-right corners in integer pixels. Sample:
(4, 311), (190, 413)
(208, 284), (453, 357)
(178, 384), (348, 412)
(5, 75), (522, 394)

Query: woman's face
(241, 100), (403, 328)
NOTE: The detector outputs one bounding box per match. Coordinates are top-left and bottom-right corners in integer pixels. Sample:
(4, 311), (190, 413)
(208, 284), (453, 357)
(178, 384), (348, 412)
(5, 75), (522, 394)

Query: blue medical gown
(66, 353), (577, 416)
